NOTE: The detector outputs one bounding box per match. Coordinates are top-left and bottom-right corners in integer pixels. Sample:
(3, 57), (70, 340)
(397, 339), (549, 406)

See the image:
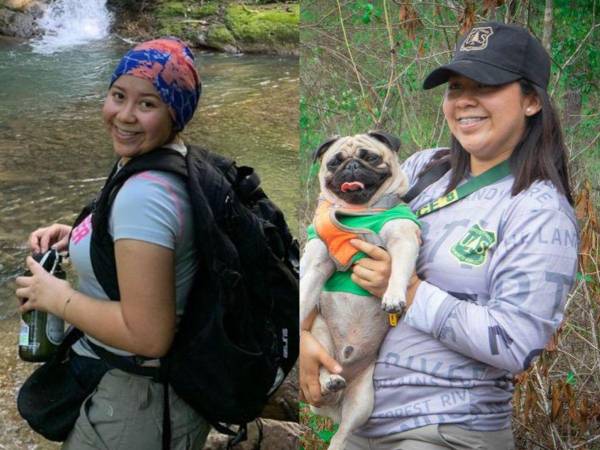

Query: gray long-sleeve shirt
(359, 149), (578, 436)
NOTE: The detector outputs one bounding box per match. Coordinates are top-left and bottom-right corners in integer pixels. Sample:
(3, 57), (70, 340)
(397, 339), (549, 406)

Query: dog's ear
(368, 130), (400, 153)
(313, 135), (341, 161)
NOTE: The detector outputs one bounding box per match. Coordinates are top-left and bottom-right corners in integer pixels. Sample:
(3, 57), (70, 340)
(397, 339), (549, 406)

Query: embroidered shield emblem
(460, 27), (494, 52)
(451, 223), (496, 266)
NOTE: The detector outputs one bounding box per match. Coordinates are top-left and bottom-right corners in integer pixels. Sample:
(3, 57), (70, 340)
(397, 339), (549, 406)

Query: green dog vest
(307, 203), (420, 296)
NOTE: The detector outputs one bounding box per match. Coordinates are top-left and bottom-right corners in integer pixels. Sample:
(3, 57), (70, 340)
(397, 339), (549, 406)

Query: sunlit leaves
(350, 0), (382, 25)
(299, 402), (338, 449)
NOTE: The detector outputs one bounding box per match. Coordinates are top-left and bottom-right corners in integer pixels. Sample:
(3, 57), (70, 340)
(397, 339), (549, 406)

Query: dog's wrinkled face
(315, 131), (407, 207)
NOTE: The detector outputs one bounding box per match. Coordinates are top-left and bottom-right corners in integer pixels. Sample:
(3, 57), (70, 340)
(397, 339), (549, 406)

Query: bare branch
(334, 0), (366, 100)
(550, 22), (600, 97)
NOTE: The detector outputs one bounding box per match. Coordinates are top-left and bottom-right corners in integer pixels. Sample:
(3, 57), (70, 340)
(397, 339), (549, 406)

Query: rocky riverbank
(0, 0), (46, 38)
(0, 0), (298, 54)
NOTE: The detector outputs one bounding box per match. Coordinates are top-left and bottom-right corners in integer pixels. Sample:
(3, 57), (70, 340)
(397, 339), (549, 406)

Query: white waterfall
(32, 0), (112, 54)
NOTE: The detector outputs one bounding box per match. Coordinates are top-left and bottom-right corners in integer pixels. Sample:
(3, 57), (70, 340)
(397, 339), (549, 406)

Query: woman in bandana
(16, 38), (208, 449)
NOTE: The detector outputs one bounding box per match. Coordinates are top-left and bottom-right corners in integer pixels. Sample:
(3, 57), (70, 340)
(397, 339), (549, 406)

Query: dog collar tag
(388, 313), (399, 327)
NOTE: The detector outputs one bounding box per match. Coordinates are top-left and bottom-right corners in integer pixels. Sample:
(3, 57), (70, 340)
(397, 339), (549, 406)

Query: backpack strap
(401, 159), (451, 204)
(76, 144), (240, 306)
(84, 148), (188, 301)
(85, 340), (161, 379)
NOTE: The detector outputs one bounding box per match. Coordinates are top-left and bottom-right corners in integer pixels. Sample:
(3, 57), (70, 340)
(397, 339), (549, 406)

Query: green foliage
(194, 4), (218, 18)
(246, 0), (290, 4)
(549, 0), (599, 94)
(299, 402), (337, 449)
(350, 0), (382, 25)
(225, 4), (299, 44)
(299, 97), (318, 163)
(300, 0), (598, 190)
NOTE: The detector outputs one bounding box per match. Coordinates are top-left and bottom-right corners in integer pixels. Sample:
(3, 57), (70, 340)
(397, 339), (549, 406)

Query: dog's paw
(381, 293), (407, 315)
(322, 374), (346, 394)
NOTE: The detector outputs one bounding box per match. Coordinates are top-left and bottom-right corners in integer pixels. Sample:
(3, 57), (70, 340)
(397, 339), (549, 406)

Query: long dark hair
(421, 80), (574, 205)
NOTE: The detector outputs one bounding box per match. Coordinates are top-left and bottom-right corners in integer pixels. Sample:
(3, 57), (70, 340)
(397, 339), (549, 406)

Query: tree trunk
(520, 0), (529, 25)
(505, 0), (518, 22)
(542, 0), (553, 53)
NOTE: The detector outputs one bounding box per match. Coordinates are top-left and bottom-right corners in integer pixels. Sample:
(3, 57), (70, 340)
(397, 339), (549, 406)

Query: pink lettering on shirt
(71, 214), (92, 245)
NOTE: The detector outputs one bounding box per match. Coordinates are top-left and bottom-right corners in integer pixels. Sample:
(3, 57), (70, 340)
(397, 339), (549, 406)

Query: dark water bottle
(18, 249), (66, 362)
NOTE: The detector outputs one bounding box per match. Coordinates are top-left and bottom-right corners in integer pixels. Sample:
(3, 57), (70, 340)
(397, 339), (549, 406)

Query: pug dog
(300, 131), (420, 450)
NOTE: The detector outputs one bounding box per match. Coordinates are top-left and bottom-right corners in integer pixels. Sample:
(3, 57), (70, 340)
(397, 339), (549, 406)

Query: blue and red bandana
(110, 38), (201, 131)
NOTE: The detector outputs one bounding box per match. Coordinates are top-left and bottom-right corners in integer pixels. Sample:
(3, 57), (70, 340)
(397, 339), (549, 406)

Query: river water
(0, 36), (298, 449)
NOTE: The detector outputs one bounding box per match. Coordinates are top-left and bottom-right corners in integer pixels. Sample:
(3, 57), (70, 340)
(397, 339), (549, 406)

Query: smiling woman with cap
(299, 21), (579, 449)
(16, 38), (210, 449)
(423, 22), (551, 90)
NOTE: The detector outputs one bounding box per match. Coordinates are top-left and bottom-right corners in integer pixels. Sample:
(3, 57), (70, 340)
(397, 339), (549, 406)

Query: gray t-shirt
(70, 150), (196, 358)
(360, 149), (578, 436)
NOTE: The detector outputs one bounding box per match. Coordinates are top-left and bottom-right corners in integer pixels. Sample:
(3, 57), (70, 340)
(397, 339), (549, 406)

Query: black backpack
(70, 144), (299, 445)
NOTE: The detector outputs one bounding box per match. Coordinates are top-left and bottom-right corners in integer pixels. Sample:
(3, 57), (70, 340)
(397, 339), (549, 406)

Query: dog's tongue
(341, 181), (365, 192)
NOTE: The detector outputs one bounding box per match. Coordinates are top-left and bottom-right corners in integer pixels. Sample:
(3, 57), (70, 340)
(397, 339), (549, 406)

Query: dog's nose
(345, 159), (360, 172)
(343, 345), (354, 359)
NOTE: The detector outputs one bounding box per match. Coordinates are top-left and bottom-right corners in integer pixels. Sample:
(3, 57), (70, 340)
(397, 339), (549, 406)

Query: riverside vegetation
(299, 1), (599, 449)
(110, 0), (299, 54)
(0, 0), (299, 55)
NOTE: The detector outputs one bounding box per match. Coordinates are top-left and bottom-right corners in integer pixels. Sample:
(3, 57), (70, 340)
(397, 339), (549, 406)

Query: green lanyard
(416, 160), (511, 218)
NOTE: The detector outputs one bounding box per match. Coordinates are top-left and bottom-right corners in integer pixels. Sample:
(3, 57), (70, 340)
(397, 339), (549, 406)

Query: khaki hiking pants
(346, 424), (515, 450)
(62, 368), (210, 450)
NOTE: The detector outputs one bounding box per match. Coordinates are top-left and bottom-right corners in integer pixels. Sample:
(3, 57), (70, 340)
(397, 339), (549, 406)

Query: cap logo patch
(460, 27), (494, 52)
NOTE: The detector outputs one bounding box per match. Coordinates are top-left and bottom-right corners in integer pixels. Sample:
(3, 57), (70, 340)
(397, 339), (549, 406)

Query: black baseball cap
(423, 22), (550, 90)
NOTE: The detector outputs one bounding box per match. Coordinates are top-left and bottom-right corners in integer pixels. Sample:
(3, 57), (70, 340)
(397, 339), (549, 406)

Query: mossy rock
(156, 1), (221, 43)
(225, 4), (299, 45)
(206, 24), (235, 47)
(150, 1), (299, 55)
(189, 4), (218, 18)
(158, 19), (195, 41)
(157, 2), (218, 19)
(157, 2), (187, 17)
